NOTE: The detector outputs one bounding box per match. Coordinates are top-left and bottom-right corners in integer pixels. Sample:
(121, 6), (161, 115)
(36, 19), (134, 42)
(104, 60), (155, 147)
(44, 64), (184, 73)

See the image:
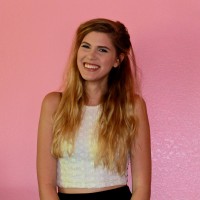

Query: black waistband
(58, 185), (132, 200)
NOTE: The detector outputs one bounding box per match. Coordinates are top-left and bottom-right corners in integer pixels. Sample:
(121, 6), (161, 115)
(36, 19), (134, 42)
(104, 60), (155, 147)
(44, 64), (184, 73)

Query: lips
(84, 63), (100, 69)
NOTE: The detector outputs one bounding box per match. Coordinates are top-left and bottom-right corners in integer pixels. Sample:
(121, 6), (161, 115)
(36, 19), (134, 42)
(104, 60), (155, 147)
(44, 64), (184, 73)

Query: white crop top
(56, 105), (128, 188)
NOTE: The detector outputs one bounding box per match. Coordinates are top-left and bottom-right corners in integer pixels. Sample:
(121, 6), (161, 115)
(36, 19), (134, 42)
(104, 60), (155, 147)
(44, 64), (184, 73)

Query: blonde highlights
(51, 18), (140, 175)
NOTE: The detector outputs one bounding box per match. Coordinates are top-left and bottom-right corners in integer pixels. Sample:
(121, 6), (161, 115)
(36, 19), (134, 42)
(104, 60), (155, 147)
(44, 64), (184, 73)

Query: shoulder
(41, 92), (62, 113)
(132, 95), (149, 126)
(133, 95), (148, 116)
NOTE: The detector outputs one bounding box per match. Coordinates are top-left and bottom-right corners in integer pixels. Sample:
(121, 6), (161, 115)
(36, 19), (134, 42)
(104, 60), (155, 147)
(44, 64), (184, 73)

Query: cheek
(105, 57), (116, 67)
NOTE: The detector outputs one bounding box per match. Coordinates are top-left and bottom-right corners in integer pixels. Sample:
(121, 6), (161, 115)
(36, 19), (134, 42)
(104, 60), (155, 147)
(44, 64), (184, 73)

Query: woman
(37, 18), (151, 200)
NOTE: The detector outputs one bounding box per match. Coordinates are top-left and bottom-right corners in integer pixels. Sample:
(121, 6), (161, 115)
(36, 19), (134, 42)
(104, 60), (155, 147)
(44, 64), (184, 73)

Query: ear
(113, 53), (125, 68)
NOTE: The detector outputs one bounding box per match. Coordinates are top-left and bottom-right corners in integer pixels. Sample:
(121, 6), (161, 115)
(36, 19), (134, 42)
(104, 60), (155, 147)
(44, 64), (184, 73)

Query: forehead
(82, 31), (114, 48)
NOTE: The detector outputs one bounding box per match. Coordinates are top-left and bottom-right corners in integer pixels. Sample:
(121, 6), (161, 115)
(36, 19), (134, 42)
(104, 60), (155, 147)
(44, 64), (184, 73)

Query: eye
(81, 44), (90, 49)
(98, 48), (108, 53)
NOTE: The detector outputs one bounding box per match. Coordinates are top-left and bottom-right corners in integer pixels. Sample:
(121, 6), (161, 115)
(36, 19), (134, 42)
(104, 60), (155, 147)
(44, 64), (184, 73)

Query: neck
(84, 81), (107, 106)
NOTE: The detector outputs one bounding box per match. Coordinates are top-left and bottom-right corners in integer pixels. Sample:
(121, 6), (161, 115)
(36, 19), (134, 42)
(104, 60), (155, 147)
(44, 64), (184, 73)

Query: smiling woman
(37, 18), (151, 200)
(77, 32), (120, 86)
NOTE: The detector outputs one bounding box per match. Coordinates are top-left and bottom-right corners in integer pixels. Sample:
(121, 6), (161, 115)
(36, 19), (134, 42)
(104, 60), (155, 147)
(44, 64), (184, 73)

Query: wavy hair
(51, 18), (140, 175)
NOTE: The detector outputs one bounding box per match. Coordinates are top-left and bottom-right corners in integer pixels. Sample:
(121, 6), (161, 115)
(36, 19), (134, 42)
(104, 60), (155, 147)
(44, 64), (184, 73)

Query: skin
(77, 31), (119, 81)
(77, 31), (120, 105)
(130, 96), (151, 200)
(37, 92), (61, 200)
(37, 31), (151, 200)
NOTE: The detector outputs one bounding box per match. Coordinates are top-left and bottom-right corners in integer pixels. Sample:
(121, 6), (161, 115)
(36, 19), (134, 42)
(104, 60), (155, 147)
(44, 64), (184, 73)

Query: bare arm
(131, 97), (151, 200)
(37, 92), (61, 200)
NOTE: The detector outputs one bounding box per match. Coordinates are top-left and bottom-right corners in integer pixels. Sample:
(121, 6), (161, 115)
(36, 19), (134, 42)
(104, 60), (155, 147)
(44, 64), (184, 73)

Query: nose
(87, 49), (97, 60)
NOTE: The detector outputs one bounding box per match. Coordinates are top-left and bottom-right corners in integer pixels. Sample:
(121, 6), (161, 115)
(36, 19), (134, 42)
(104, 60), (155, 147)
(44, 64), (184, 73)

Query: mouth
(84, 63), (100, 70)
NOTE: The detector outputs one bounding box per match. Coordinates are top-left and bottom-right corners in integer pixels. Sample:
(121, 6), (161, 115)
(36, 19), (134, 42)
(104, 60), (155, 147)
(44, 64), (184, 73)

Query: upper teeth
(84, 63), (99, 69)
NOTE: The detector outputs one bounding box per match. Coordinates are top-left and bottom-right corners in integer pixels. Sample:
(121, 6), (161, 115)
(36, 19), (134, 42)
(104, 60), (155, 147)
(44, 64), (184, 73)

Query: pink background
(0, 0), (200, 199)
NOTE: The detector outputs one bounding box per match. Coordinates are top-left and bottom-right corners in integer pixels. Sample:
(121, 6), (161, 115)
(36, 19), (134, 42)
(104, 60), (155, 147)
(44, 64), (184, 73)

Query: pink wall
(1, 0), (200, 199)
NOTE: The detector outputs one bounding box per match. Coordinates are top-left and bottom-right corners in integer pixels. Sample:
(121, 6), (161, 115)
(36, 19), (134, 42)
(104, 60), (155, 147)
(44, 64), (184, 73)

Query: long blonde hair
(51, 18), (140, 175)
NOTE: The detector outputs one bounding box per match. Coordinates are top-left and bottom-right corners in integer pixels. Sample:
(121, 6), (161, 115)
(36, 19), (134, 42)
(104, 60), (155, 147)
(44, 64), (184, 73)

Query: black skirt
(58, 185), (132, 200)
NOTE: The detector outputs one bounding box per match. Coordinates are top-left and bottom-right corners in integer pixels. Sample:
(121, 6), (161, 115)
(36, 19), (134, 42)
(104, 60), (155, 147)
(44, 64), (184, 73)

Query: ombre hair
(51, 18), (140, 175)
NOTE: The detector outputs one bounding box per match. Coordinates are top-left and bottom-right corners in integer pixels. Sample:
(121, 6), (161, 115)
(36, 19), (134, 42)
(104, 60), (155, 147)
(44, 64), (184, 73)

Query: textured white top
(56, 105), (128, 188)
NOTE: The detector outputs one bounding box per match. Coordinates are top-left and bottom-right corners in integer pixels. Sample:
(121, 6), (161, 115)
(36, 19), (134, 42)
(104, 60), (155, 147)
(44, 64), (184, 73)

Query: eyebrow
(81, 41), (111, 51)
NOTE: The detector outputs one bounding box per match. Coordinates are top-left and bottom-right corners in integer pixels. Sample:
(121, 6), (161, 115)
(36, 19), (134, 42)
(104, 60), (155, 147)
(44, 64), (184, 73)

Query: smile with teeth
(84, 63), (100, 69)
